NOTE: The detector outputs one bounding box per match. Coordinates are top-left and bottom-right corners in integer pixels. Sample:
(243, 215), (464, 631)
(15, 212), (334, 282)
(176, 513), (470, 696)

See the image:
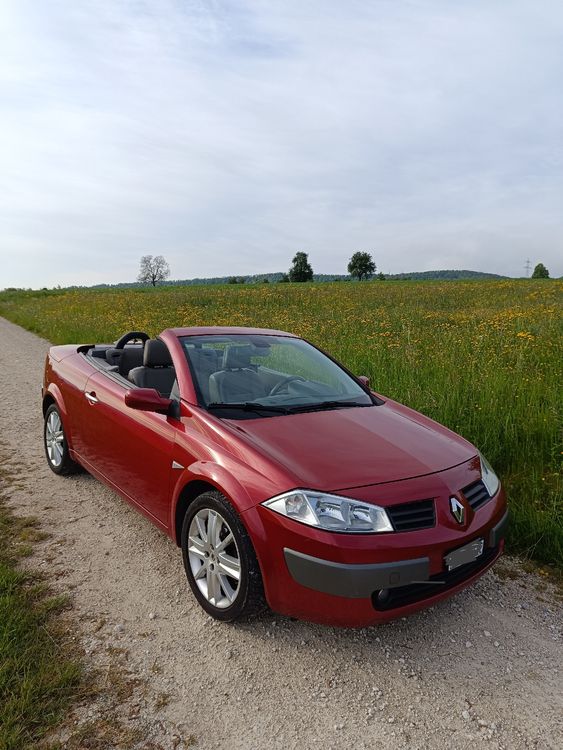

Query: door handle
(85, 392), (99, 404)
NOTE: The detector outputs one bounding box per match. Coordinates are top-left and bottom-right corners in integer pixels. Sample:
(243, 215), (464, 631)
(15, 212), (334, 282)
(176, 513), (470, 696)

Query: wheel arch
(42, 383), (66, 415)
(173, 479), (218, 546)
(42, 385), (73, 449)
(171, 462), (256, 546)
(42, 392), (56, 415)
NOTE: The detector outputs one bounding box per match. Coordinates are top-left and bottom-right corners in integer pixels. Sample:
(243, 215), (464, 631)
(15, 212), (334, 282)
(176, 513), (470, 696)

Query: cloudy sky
(1, 0), (562, 288)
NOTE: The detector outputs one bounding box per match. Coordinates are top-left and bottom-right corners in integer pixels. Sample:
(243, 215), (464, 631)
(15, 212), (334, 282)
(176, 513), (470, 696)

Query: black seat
(105, 347), (121, 367)
(114, 346), (145, 379)
(187, 348), (221, 402)
(128, 340), (176, 397)
(208, 346), (268, 403)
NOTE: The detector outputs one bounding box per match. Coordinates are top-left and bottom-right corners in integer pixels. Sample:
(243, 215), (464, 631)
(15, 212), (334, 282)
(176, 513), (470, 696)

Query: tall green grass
(0, 472), (81, 749)
(1, 279), (561, 567)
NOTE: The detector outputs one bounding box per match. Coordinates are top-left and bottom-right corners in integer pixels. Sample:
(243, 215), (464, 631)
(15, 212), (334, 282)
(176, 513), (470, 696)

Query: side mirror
(358, 375), (370, 388)
(125, 388), (172, 414)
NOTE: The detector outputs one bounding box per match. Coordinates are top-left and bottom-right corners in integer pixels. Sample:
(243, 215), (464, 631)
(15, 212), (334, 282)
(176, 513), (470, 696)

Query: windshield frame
(179, 333), (382, 418)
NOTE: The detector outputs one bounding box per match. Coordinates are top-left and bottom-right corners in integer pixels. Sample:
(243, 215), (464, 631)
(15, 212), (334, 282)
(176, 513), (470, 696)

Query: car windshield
(179, 334), (373, 416)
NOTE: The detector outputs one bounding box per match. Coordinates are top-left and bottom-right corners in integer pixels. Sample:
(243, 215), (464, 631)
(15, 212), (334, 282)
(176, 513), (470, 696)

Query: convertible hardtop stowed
(76, 331), (175, 398)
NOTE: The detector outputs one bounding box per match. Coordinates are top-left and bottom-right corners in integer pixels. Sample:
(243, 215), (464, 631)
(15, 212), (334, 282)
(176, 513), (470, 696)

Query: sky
(1, 0), (562, 288)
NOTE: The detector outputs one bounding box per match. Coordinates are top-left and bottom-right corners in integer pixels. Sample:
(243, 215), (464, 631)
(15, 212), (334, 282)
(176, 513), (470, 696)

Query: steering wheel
(268, 375), (306, 397)
(114, 331), (150, 349)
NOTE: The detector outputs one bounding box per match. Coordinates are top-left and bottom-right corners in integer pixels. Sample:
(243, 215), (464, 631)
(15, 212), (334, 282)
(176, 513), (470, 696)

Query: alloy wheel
(45, 411), (64, 467)
(187, 508), (241, 609)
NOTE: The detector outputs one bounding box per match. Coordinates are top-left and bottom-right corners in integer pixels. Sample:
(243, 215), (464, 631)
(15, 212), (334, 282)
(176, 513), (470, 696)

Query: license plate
(445, 538), (484, 571)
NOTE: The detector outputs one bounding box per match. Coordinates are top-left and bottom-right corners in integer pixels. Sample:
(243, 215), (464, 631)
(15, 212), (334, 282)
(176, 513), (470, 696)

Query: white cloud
(1, 0), (562, 287)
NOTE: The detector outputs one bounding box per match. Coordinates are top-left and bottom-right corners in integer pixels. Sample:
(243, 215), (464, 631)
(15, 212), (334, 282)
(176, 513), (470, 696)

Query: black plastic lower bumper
(284, 548), (429, 598)
(489, 509), (509, 547)
(372, 544), (500, 610)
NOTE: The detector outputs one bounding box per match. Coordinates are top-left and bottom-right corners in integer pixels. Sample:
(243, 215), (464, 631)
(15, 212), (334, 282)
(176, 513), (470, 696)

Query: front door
(79, 370), (176, 528)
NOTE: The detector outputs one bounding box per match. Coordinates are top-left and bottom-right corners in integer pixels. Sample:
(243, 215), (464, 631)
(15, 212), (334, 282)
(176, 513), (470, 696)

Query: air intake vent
(462, 480), (491, 511)
(386, 499), (435, 532)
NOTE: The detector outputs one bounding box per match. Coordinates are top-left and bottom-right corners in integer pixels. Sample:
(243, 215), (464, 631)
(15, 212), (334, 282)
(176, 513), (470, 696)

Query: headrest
(105, 347), (121, 365)
(118, 346), (144, 377)
(223, 345), (253, 370)
(189, 348), (217, 363)
(144, 339), (172, 368)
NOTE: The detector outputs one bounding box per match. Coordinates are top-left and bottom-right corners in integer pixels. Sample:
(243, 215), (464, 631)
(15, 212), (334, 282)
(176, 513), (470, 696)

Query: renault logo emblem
(450, 497), (465, 524)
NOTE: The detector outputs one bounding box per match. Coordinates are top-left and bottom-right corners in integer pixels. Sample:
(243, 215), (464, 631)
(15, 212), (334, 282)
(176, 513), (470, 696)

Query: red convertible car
(42, 327), (508, 627)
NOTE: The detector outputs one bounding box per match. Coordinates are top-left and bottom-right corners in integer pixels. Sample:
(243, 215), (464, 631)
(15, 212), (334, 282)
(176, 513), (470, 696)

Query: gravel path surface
(0, 316), (561, 750)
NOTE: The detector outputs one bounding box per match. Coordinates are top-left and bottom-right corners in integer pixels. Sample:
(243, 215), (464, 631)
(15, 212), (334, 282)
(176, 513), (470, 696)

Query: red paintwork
(43, 326), (507, 627)
(124, 388), (172, 413)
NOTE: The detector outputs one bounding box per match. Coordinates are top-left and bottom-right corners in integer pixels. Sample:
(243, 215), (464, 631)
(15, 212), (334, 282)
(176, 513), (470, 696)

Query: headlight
(262, 490), (393, 533)
(479, 453), (500, 497)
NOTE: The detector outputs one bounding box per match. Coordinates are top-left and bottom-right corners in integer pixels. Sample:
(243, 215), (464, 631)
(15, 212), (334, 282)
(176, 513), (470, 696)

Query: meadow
(0, 463), (81, 749)
(0, 279), (561, 568)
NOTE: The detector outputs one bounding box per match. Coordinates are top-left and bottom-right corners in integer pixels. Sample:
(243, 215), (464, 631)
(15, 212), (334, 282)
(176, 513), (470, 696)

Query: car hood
(227, 400), (477, 493)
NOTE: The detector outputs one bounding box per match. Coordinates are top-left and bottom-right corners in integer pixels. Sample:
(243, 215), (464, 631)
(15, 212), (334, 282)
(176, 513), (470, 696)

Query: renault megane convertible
(42, 327), (508, 626)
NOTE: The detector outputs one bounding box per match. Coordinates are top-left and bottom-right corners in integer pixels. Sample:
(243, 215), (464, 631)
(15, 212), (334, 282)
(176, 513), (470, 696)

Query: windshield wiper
(207, 402), (290, 414)
(207, 400), (372, 416)
(287, 400), (372, 414)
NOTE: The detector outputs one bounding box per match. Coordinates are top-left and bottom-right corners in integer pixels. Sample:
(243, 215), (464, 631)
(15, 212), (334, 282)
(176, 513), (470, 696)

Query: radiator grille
(462, 479), (491, 511)
(386, 499), (435, 532)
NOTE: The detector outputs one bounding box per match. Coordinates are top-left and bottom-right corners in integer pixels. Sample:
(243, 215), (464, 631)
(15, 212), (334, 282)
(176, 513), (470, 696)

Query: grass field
(0, 463), (81, 750)
(0, 279), (561, 568)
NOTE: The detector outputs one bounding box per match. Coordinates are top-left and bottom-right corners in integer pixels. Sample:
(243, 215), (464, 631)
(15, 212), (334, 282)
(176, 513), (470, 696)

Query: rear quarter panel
(43, 349), (95, 455)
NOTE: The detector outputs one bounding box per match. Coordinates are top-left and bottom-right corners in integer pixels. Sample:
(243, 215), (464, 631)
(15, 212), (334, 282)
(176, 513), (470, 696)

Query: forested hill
(384, 270), (506, 281)
(85, 269), (506, 289)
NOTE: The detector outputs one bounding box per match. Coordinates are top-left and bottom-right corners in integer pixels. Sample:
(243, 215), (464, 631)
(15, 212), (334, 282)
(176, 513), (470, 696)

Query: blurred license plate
(445, 538), (484, 571)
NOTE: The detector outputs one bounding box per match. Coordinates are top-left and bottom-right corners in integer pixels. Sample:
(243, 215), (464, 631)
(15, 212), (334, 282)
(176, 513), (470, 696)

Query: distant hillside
(385, 269), (507, 281)
(85, 268), (506, 290)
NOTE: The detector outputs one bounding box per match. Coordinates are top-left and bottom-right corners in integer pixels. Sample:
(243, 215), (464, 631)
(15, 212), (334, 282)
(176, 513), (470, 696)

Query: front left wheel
(44, 404), (80, 475)
(181, 490), (266, 622)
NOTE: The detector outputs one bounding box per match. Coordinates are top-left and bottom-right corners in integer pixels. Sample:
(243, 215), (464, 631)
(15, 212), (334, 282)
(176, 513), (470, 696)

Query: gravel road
(0, 316), (561, 750)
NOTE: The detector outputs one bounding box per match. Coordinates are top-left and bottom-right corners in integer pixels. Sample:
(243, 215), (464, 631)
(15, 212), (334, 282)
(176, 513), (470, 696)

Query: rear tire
(44, 404), (80, 475)
(181, 490), (266, 622)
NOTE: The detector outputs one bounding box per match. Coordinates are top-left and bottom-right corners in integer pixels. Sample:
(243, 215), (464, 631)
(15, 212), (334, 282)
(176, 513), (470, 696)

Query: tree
(348, 252), (376, 281)
(278, 273), (290, 283)
(377, 271), (386, 281)
(532, 263), (549, 279)
(137, 255), (171, 286)
(288, 252), (313, 282)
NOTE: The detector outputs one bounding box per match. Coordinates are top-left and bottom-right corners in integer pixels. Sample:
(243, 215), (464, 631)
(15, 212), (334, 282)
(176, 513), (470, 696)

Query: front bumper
(284, 509), (508, 600)
(242, 463), (508, 627)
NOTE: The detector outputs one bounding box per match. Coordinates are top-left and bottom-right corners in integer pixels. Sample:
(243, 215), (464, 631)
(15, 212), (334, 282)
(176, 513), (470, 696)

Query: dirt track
(0, 316), (561, 749)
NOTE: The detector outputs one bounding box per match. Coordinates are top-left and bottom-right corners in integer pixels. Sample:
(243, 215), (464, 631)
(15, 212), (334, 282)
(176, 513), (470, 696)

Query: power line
(525, 259), (532, 277)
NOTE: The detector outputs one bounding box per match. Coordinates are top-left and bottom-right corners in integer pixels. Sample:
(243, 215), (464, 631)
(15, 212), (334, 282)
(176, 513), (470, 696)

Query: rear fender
(42, 383), (74, 450)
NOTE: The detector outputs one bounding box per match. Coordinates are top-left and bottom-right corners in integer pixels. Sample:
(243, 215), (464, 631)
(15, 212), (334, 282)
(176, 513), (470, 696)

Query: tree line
(138, 251), (385, 286)
(137, 253), (551, 286)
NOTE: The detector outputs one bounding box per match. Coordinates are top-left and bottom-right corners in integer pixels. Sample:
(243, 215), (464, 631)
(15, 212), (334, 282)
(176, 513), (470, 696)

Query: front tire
(44, 404), (80, 475)
(181, 490), (266, 622)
